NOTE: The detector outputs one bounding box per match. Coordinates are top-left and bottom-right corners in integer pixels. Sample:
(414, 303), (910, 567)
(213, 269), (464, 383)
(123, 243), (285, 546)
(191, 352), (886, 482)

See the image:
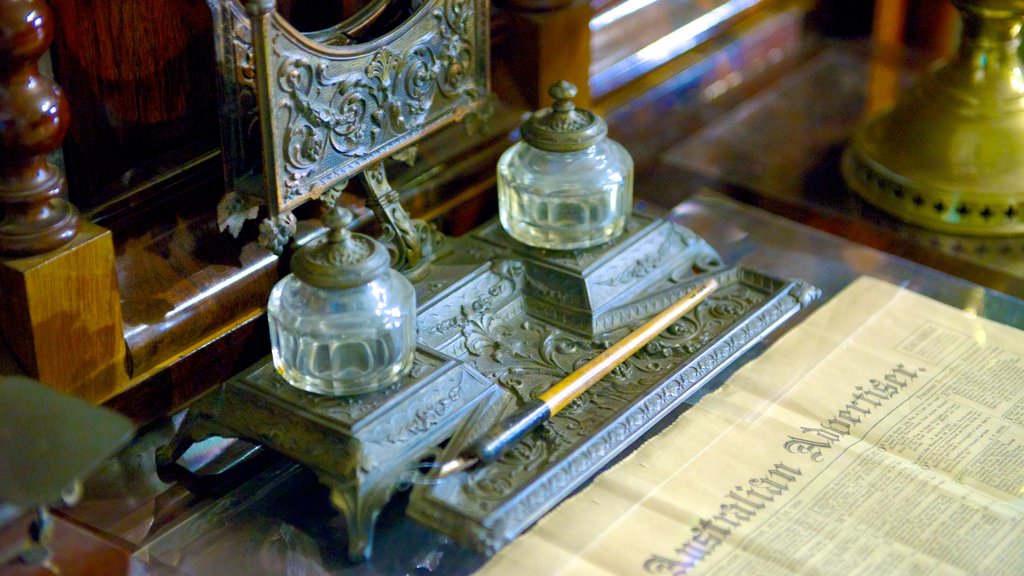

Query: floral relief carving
(269, 0), (479, 203)
(421, 261), (523, 338)
(233, 22), (256, 89)
(596, 249), (663, 288)
(435, 0), (475, 97)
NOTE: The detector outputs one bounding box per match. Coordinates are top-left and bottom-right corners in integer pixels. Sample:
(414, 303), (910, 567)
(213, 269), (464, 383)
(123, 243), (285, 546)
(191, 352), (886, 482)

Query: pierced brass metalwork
(844, 0), (1024, 235)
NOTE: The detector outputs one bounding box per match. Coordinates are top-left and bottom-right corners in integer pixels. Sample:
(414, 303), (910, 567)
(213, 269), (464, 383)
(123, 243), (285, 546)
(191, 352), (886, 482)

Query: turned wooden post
(0, 0), (78, 254)
(0, 0), (127, 402)
(499, 0), (592, 108)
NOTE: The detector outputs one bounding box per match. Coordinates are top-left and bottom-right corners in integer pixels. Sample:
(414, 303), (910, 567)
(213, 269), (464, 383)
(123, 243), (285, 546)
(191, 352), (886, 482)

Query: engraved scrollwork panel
(434, 0), (475, 98)
(419, 261), (524, 344)
(588, 221), (712, 305)
(594, 250), (662, 289)
(218, 387), (359, 478)
(249, 0), (489, 214)
(523, 271), (583, 303)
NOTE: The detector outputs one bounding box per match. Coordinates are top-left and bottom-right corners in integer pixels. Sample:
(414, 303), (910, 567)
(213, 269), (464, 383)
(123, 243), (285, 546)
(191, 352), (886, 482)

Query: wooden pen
(436, 278), (720, 478)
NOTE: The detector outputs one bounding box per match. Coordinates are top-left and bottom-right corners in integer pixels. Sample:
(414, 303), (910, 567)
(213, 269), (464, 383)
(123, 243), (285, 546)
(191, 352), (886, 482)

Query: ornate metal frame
(207, 0), (490, 255)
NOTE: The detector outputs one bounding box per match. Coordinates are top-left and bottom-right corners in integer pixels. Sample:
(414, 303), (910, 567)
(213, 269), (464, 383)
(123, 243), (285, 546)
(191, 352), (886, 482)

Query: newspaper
(477, 276), (1024, 575)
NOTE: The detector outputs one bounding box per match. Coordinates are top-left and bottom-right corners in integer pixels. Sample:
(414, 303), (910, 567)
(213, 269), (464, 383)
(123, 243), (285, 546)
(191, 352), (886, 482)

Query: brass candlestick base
(844, 0), (1024, 235)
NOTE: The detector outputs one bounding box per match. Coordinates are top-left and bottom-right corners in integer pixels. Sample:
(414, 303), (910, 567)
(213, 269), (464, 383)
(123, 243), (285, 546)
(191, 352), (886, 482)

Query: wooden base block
(0, 222), (127, 403)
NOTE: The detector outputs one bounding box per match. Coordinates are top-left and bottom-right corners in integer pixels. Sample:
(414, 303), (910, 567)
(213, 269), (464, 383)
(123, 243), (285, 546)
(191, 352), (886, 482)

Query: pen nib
(437, 455), (479, 478)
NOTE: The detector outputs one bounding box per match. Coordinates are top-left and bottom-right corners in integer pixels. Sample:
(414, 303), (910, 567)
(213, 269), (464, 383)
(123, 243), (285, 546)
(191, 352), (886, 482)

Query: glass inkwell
(267, 206), (416, 396)
(498, 80), (634, 250)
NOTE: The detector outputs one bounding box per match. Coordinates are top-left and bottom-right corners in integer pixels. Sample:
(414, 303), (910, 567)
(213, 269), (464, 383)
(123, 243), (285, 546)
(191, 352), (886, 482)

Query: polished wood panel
(47, 0), (220, 214)
(0, 0), (127, 404)
(0, 222), (128, 402)
(107, 312), (270, 425)
(0, 0), (79, 255)
(114, 190), (280, 384)
(498, 0), (592, 107)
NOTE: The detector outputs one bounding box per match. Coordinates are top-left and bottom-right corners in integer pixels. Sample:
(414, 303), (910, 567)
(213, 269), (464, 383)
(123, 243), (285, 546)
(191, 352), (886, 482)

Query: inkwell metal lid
(290, 206), (391, 289)
(519, 81), (608, 153)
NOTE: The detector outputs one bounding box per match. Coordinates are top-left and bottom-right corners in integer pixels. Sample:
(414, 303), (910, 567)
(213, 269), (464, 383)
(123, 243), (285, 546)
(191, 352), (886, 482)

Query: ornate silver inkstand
(158, 0), (820, 563)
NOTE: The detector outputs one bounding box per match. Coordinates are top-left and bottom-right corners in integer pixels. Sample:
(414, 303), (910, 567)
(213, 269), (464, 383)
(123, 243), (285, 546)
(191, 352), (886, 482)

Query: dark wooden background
(47, 0), (369, 219)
